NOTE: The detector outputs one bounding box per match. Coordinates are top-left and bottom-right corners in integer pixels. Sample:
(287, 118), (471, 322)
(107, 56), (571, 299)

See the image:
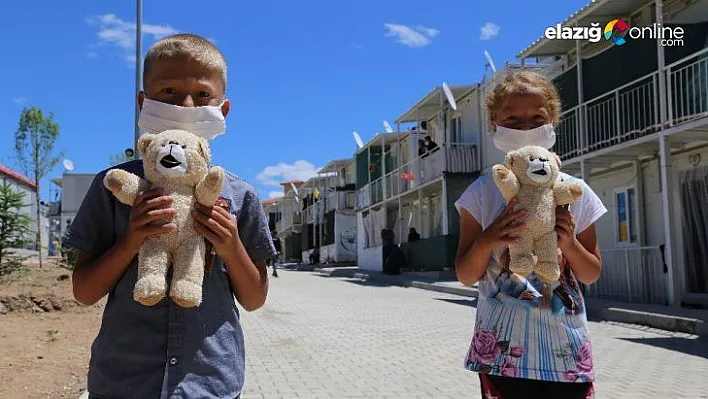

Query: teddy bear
(103, 129), (225, 308)
(492, 145), (583, 284)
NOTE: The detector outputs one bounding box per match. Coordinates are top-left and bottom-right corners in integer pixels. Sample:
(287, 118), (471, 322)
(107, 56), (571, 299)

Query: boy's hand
(124, 189), (176, 254)
(192, 202), (240, 259)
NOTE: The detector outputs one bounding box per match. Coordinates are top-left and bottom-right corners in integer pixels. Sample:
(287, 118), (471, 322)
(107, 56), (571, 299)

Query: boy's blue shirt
(62, 160), (276, 399)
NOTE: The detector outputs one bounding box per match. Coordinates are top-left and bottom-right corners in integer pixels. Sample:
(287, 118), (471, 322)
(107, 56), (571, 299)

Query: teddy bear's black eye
(529, 156), (535, 162)
(181, 145), (186, 149)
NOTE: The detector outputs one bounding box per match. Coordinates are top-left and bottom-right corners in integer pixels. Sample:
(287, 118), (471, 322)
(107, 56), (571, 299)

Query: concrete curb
(315, 268), (706, 336)
(409, 281), (478, 298)
(349, 271), (479, 298)
(586, 306), (707, 336)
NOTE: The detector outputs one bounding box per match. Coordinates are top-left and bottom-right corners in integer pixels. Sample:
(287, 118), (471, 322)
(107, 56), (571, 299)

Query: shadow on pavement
(339, 278), (404, 288)
(618, 336), (708, 359)
(435, 297), (478, 308)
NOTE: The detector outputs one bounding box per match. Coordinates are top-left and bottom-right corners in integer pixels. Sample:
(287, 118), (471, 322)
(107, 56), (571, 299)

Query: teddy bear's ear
(198, 137), (212, 163)
(553, 153), (562, 168)
(137, 134), (154, 157)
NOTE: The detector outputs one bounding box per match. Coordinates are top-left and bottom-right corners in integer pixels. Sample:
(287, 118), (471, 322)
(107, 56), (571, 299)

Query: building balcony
(555, 47), (708, 164)
(276, 211), (301, 233)
(46, 201), (61, 217)
(300, 190), (356, 225)
(358, 143), (479, 209)
(324, 190), (357, 212)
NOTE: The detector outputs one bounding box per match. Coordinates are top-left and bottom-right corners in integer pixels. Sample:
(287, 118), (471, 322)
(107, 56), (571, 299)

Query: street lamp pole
(134, 0), (143, 159)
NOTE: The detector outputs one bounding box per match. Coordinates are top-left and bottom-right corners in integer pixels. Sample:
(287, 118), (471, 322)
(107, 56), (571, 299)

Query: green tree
(14, 106), (62, 268)
(0, 180), (31, 282)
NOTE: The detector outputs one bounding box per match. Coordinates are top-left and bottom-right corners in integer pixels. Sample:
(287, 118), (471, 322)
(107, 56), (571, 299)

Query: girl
(454, 71), (607, 399)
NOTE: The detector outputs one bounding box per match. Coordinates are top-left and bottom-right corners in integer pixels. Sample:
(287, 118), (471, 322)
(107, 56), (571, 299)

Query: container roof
(395, 85), (476, 124)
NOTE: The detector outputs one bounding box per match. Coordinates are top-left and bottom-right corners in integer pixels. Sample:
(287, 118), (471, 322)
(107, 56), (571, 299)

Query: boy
(63, 34), (276, 398)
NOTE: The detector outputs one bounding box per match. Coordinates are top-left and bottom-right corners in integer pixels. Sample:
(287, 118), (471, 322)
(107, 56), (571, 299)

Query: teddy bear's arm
(196, 166), (225, 207)
(492, 165), (521, 203)
(553, 181), (583, 206)
(103, 169), (149, 206)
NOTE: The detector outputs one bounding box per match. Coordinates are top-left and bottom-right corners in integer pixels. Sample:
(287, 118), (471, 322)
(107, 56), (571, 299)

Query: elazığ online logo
(544, 19), (685, 47)
(604, 19), (630, 45)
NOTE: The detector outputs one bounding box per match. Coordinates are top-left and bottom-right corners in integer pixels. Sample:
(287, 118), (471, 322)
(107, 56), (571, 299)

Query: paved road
(240, 270), (708, 399)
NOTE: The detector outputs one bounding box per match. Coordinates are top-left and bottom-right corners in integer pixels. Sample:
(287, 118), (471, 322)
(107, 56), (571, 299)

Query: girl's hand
(555, 206), (577, 252)
(480, 198), (527, 249)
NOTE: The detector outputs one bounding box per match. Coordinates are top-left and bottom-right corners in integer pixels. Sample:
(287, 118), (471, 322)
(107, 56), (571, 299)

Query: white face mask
(138, 98), (226, 140)
(492, 123), (556, 153)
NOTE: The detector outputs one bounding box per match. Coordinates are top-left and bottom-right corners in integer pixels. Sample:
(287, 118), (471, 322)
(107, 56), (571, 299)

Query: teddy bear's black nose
(539, 157), (548, 162)
(168, 141), (179, 145)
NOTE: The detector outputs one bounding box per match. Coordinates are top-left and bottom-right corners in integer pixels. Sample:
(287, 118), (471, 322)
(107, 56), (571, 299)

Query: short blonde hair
(143, 33), (227, 91)
(485, 70), (561, 128)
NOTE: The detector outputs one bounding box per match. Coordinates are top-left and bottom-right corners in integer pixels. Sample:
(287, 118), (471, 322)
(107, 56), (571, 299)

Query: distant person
(424, 136), (439, 153)
(408, 228), (421, 242)
(270, 231), (281, 277)
(454, 70), (606, 398)
(309, 247), (320, 265)
(381, 228), (400, 274)
(420, 120), (428, 131)
(418, 139), (427, 157)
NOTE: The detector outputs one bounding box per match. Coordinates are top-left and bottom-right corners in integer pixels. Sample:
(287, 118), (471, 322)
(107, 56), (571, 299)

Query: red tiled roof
(0, 164), (36, 190)
(261, 198), (281, 205)
(280, 180), (304, 186)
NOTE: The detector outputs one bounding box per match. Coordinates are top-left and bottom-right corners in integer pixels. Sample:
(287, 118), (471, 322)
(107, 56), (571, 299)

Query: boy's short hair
(143, 33), (227, 90)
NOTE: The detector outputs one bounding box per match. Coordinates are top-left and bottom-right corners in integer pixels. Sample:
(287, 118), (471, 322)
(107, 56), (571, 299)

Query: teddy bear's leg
(169, 237), (206, 308)
(134, 239), (169, 306)
(508, 237), (535, 277)
(534, 232), (561, 283)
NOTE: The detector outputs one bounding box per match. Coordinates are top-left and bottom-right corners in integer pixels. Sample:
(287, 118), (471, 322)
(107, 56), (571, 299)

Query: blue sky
(1, 0), (589, 201)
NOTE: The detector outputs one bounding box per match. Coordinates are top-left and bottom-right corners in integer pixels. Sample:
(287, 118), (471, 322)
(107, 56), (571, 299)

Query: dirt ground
(0, 259), (104, 399)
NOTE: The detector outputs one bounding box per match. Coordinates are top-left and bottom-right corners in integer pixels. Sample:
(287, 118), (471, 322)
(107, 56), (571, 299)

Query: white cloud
(256, 160), (319, 187)
(86, 52), (99, 59)
(384, 23), (439, 48)
(268, 191), (283, 199)
(480, 22), (500, 41)
(86, 14), (178, 63)
(12, 97), (26, 104)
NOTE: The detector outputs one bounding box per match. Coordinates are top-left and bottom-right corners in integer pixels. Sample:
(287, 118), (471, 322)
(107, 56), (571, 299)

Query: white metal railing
(300, 191), (356, 225)
(556, 72), (660, 160)
(584, 246), (668, 305)
(276, 204), (301, 233)
(324, 191), (357, 212)
(369, 177), (384, 206)
(556, 48), (708, 161)
(667, 47), (708, 126)
(555, 105), (581, 159)
(366, 143), (479, 207)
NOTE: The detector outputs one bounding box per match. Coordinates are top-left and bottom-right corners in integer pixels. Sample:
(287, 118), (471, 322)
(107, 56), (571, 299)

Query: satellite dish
(442, 82), (458, 111)
(383, 121), (394, 133)
(62, 159), (74, 171)
(484, 50), (497, 73)
(352, 131), (364, 149)
(290, 182), (300, 202)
